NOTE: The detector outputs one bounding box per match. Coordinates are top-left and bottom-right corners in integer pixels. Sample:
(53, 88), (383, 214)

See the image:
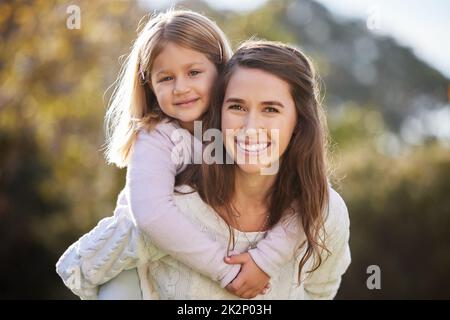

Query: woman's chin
(235, 163), (269, 175)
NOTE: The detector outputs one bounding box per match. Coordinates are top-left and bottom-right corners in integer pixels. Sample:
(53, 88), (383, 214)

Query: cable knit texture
(125, 121), (301, 283)
(56, 185), (351, 300)
(56, 120), (308, 296)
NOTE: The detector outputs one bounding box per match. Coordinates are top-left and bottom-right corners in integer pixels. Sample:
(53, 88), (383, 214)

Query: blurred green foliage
(0, 0), (449, 299)
(329, 107), (450, 299)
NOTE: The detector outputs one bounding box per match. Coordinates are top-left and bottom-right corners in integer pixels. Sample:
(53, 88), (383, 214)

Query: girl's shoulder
(135, 120), (192, 149)
(136, 120), (180, 141)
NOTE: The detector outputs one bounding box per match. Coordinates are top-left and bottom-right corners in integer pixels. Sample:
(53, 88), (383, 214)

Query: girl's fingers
(241, 289), (259, 299)
(224, 253), (249, 265)
(234, 283), (251, 297)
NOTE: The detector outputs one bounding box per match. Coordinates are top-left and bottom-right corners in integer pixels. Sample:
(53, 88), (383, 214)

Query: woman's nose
(243, 111), (263, 132)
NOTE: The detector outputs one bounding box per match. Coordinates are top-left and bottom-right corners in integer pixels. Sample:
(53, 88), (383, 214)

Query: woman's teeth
(237, 142), (270, 152)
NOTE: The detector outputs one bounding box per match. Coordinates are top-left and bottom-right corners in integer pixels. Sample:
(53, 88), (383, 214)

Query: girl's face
(222, 67), (298, 175)
(150, 42), (218, 132)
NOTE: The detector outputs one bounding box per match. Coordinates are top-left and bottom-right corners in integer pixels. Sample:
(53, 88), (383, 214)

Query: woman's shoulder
(173, 185), (205, 213)
(173, 186), (227, 229)
(325, 187), (350, 233)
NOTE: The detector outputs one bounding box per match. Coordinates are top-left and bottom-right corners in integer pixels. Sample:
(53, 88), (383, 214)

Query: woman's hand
(224, 252), (271, 299)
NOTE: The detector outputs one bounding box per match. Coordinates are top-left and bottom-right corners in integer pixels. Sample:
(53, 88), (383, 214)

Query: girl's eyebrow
(155, 62), (205, 77)
(225, 97), (284, 108)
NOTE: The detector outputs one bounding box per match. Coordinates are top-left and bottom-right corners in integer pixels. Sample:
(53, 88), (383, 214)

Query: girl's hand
(224, 253), (271, 299)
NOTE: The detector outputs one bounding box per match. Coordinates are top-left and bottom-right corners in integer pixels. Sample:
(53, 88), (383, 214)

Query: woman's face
(221, 67), (298, 175)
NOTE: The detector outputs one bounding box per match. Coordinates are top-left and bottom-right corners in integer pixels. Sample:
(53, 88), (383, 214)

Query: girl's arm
(55, 199), (153, 299)
(246, 187), (350, 295)
(224, 212), (303, 298)
(247, 212), (304, 279)
(127, 123), (239, 288)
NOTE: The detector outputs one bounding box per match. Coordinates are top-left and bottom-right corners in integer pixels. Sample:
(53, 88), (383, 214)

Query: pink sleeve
(247, 213), (304, 278)
(127, 124), (239, 287)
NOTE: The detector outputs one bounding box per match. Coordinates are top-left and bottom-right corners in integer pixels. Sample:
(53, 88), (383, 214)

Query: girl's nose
(173, 78), (191, 95)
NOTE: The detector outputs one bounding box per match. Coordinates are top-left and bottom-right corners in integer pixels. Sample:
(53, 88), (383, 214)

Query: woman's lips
(235, 138), (271, 154)
(174, 97), (200, 107)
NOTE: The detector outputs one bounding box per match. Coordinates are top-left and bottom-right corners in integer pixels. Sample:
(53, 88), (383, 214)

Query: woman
(57, 40), (350, 300)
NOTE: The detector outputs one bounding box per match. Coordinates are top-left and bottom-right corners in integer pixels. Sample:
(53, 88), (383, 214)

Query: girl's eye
(158, 76), (173, 83)
(264, 107), (279, 113)
(188, 70), (201, 77)
(228, 104), (245, 111)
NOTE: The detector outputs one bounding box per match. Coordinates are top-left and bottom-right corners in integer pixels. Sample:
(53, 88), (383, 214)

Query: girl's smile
(173, 97), (200, 107)
(150, 42), (218, 132)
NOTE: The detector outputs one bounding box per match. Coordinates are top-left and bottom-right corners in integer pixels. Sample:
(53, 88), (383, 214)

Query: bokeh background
(1, 0), (449, 299)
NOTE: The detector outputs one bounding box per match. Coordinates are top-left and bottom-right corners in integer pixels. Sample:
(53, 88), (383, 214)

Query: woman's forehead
(224, 67), (293, 104)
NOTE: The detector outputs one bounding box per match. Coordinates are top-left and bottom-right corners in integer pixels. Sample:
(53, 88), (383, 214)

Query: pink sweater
(125, 121), (302, 287)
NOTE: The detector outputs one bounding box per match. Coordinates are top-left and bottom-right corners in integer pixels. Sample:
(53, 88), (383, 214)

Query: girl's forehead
(150, 42), (213, 73)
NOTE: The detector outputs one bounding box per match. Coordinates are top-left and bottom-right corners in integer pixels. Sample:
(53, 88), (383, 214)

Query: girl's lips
(174, 97), (200, 107)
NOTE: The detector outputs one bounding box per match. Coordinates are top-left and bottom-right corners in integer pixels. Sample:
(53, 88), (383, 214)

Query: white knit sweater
(56, 185), (351, 300)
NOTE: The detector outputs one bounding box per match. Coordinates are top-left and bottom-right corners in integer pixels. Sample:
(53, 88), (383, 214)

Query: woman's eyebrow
(224, 97), (246, 104)
(261, 100), (284, 108)
(225, 98), (285, 108)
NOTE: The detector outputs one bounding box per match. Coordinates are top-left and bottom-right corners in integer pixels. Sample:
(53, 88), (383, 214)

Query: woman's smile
(235, 137), (271, 154)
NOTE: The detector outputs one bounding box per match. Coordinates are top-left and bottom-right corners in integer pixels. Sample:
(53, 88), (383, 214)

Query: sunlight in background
(141, 0), (450, 78)
(139, 0), (450, 142)
(2, 0), (450, 299)
(314, 0), (450, 79)
(139, 0), (270, 12)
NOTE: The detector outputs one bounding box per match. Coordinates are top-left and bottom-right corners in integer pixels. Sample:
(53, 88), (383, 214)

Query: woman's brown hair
(177, 40), (330, 282)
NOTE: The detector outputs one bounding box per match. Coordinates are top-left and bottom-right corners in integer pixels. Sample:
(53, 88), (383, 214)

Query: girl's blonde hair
(104, 9), (232, 168)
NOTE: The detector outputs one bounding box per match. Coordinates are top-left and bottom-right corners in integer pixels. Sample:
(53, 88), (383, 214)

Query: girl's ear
(139, 69), (144, 81)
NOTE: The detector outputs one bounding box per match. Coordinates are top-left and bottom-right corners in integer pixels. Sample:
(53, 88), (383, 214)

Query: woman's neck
(233, 170), (276, 215)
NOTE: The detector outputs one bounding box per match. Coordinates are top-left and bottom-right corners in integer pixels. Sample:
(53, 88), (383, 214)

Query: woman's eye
(189, 70), (201, 77)
(264, 107), (279, 113)
(229, 104), (245, 111)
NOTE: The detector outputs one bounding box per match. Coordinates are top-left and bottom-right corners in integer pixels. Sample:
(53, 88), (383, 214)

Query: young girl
(56, 10), (302, 299)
